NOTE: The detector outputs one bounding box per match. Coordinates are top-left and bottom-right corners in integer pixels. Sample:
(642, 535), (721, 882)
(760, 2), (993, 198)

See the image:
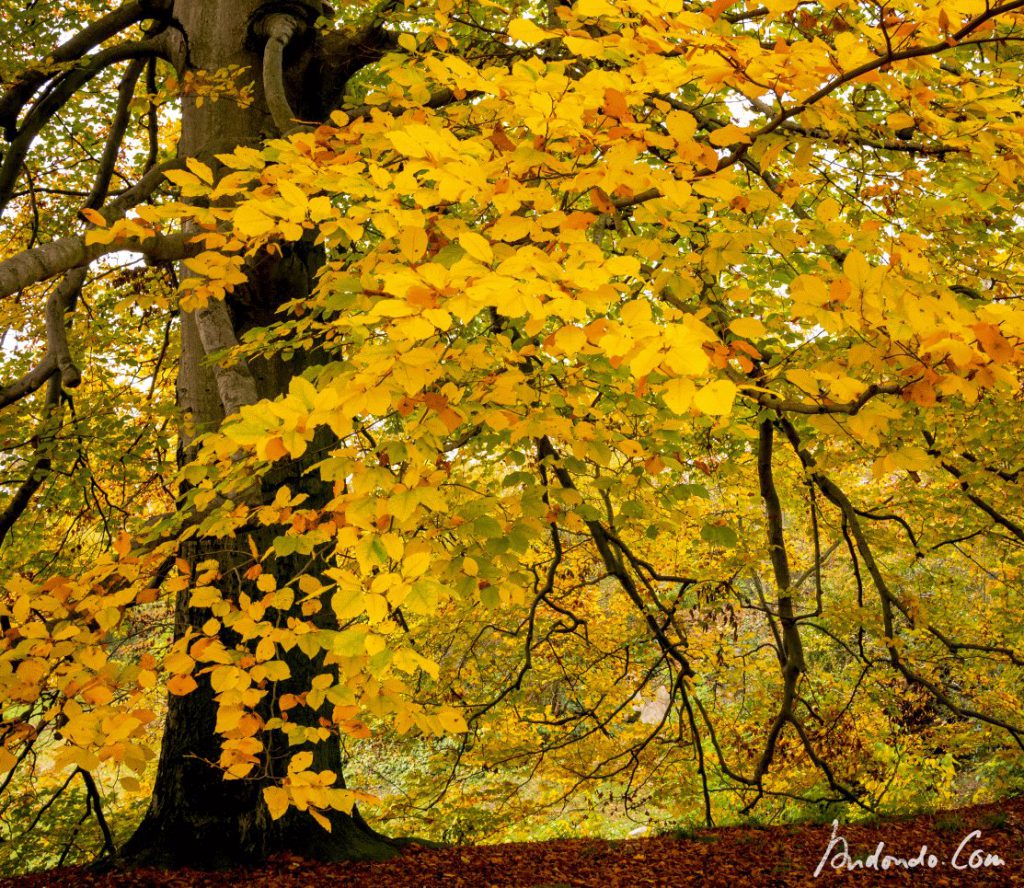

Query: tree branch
(0, 38), (168, 215)
(0, 0), (168, 136)
(258, 13), (303, 133)
(0, 228), (193, 302)
(85, 58), (148, 211)
(192, 298), (260, 416)
(0, 374), (61, 546)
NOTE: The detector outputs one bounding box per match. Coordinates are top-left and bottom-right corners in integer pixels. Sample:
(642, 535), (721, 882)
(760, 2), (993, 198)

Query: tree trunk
(121, 0), (396, 868)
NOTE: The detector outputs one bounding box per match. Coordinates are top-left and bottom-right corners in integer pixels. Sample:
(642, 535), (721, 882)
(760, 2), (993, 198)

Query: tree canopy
(1, 0), (1024, 874)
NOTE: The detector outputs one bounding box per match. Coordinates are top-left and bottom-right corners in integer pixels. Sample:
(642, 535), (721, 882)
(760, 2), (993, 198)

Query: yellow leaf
(276, 177), (308, 209)
(815, 197), (841, 223)
(399, 227), (428, 263)
(458, 232), (493, 264)
(786, 368), (819, 394)
(289, 750), (314, 774)
(887, 112), (915, 131)
(575, 0), (619, 16)
(507, 18), (549, 44)
(693, 379), (738, 416)
(843, 250), (876, 295)
(332, 587), (363, 620)
(729, 318), (766, 339)
(402, 551), (432, 578)
(666, 111), (697, 144)
(309, 808), (332, 832)
(165, 650), (195, 674)
(662, 378), (695, 414)
(365, 593), (388, 623)
(164, 169), (202, 190)
(709, 124), (750, 147)
(80, 208), (107, 227)
(0, 747), (17, 774)
(167, 675), (198, 696)
(554, 325), (587, 354)
(438, 707), (468, 733)
(234, 203), (276, 238)
(387, 129), (428, 158)
(186, 157), (215, 185)
(263, 786), (289, 820)
(216, 146), (265, 170)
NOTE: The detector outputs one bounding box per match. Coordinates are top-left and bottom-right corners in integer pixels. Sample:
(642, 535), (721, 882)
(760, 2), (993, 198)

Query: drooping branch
(85, 58), (148, 211)
(0, 0), (169, 137)
(757, 420), (805, 674)
(0, 374), (62, 547)
(0, 37), (168, 216)
(923, 431), (1024, 544)
(777, 416), (1024, 750)
(535, 435), (694, 678)
(257, 12), (304, 133)
(43, 269), (86, 390)
(76, 768), (116, 860)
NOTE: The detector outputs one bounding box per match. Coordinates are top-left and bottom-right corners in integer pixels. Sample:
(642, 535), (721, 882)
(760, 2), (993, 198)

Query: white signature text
(814, 820), (1005, 877)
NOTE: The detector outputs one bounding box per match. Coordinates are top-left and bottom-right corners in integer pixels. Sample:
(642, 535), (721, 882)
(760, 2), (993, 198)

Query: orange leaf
(80, 208), (107, 227)
(167, 675), (198, 696)
(602, 88), (632, 122)
(589, 187), (616, 214)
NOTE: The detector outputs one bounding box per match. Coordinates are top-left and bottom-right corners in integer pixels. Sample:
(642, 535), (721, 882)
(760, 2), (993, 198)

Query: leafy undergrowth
(6, 797), (1024, 887)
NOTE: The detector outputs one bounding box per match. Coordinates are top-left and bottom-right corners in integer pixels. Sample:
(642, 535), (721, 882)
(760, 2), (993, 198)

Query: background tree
(1, 0), (1024, 875)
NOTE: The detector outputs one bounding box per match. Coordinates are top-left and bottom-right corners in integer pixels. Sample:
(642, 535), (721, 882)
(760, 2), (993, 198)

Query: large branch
(257, 13), (303, 134)
(0, 229), (192, 303)
(0, 158), (192, 302)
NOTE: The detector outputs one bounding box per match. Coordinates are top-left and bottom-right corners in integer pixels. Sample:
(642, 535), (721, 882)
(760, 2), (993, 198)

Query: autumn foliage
(1, 0), (1024, 877)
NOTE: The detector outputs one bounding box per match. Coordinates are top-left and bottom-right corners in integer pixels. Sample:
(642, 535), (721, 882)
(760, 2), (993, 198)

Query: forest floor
(5, 795), (1024, 887)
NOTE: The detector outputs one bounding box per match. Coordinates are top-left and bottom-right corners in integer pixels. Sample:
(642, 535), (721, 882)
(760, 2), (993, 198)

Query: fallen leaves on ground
(6, 796), (1024, 887)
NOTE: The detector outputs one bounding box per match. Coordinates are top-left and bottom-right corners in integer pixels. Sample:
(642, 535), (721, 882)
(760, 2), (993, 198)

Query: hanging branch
(257, 11), (304, 133)
(0, 374), (62, 547)
(76, 769), (116, 860)
(0, 37), (168, 215)
(85, 58), (149, 211)
(0, 0), (169, 136)
(43, 269), (86, 390)
(777, 416), (1024, 750)
(757, 419), (805, 674)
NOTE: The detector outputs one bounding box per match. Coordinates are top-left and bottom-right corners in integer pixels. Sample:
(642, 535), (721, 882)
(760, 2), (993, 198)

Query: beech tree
(2, 0), (1024, 874)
